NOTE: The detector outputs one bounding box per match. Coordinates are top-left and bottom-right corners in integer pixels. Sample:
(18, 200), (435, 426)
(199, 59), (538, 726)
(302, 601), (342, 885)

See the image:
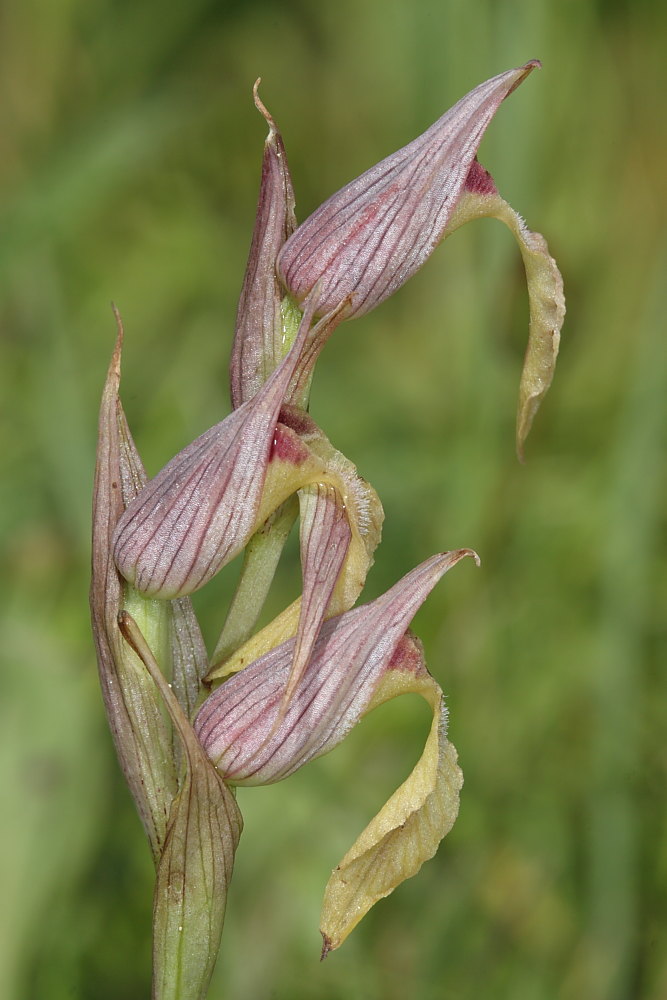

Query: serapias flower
(112, 294), (341, 600)
(277, 63), (538, 319)
(195, 549), (478, 954)
(276, 60), (564, 456)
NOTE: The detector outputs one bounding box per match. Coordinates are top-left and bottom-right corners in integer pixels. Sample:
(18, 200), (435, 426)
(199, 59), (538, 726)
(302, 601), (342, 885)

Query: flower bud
(229, 82), (298, 408)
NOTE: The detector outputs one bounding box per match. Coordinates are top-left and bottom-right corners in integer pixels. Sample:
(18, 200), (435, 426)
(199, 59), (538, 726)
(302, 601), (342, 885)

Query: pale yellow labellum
(319, 662), (463, 956)
(446, 189), (565, 459)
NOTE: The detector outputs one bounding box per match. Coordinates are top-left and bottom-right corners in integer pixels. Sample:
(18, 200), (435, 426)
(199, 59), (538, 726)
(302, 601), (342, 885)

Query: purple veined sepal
(219, 83), (347, 654)
(195, 549), (479, 953)
(282, 481), (351, 710)
(196, 549), (476, 783)
(277, 62), (540, 320)
(112, 292), (346, 600)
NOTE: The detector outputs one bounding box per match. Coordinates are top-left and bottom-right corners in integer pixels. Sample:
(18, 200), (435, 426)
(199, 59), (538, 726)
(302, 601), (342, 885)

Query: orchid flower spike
(276, 61), (564, 456)
(91, 59), (564, 987)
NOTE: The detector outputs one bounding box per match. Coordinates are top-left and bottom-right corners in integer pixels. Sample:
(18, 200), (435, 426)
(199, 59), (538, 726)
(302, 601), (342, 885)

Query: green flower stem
(211, 495), (299, 668)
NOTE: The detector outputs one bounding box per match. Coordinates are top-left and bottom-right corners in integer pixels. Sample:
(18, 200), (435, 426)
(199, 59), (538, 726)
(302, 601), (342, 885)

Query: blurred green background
(2, 0), (665, 998)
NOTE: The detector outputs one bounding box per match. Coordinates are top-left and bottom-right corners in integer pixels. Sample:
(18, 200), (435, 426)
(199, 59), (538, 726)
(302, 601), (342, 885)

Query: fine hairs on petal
(327, 450), (373, 536)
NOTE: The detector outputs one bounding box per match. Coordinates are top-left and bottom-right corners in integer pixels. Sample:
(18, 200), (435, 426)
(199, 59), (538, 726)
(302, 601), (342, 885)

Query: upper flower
(276, 61), (539, 320)
(275, 60), (564, 456)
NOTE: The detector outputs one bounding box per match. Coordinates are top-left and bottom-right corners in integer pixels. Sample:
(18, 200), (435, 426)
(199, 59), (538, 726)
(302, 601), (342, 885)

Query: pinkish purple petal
(279, 482), (352, 713)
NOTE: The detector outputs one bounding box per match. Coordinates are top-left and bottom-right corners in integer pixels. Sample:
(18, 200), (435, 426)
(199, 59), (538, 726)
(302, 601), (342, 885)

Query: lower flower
(195, 549), (477, 953)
